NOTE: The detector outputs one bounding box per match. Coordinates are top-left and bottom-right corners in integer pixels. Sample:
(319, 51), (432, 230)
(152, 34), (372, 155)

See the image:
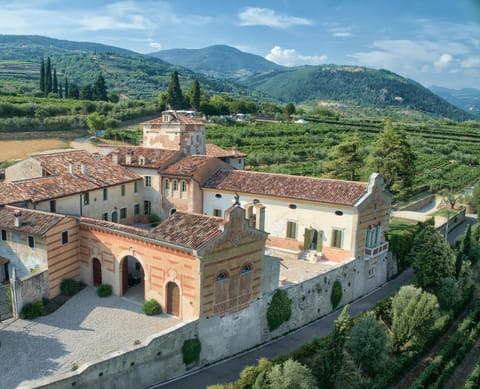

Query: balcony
(364, 241), (389, 260)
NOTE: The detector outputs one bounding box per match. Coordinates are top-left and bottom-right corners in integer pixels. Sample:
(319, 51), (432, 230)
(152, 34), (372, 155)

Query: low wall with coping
(11, 269), (49, 317)
(31, 256), (389, 389)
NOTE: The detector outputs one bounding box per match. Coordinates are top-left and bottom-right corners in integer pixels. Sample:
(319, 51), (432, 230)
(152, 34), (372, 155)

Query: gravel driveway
(0, 287), (180, 389)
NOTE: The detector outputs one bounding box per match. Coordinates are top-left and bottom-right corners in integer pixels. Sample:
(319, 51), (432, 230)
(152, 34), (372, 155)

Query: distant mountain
(149, 45), (283, 80)
(429, 86), (480, 118)
(242, 65), (474, 121)
(0, 35), (264, 100)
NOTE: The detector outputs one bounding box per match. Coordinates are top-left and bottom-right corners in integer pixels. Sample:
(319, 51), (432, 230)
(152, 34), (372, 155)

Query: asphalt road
(152, 267), (416, 389)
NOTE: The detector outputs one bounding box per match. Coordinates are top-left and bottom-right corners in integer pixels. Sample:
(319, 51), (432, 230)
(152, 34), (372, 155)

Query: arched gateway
(120, 255), (145, 301)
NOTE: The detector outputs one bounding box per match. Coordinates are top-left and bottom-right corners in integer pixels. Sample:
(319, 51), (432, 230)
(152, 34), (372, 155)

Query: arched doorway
(121, 255), (145, 302)
(166, 282), (180, 316)
(92, 258), (102, 286)
(112, 211), (118, 223)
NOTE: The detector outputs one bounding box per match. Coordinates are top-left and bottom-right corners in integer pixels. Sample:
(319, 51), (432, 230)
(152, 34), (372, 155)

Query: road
(152, 267), (415, 389)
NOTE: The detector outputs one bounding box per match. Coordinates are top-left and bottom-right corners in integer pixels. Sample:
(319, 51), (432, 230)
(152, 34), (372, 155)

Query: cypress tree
(190, 79), (201, 111)
(40, 58), (45, 93)
(58, 84), (62, 98)
(64, 76), (69, 99)
(45, 57), (52, 93)
(166, 70), (184, 110)
(52, 68), (58, 94)
(93, 73), (108, 101)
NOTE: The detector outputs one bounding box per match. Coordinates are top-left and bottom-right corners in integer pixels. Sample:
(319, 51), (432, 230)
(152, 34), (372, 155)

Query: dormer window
(139, 156), (145, 166)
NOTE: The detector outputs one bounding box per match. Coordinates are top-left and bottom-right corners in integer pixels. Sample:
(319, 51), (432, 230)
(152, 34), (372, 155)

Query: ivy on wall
(182, 338), (202, 365)
(331, 280), (343, 309)
(267, 289), (292, 331)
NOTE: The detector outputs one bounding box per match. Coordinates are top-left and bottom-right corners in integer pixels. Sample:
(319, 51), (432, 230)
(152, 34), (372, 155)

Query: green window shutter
(316, 230), (323, 251)
(304, 228), (313, 248)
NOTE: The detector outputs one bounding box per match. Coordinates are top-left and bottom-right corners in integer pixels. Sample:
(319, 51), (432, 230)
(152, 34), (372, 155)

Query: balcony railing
(364, 241), (389, 259)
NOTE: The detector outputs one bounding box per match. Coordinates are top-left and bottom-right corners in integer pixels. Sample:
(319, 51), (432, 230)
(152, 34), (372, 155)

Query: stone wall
(32, 256), (387, 389)
(399, 194), (435, 212)
(11, 269), (49, 317)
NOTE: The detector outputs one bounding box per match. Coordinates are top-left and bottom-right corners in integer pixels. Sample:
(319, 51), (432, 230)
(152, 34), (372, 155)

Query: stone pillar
(10, 267), (21, 319)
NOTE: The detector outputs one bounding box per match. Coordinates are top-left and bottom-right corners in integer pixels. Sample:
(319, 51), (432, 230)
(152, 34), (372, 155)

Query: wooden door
(92, 258), (102, 286)
(122, 257), (129, 295)
(167, 282), (180, 316)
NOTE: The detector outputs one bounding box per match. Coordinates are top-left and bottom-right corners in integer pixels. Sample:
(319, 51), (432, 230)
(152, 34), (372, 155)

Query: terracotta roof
(103, 146), (181, 169)
(31, 150), (140, 186)
(0, 150), (142, 205)
(206, 144), (247, 158)
(80, 211), (223, 250)
(202, 169), (368, 206)
(143, 111), (206, 125)
(160, 155), (215, 177)
(151, 211), (223, 249)
(0, 182), (28, 205)
(0, 206), (66, 236)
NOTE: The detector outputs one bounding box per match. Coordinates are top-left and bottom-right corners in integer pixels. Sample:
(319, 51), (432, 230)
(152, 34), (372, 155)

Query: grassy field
(0, 138), (72, 160)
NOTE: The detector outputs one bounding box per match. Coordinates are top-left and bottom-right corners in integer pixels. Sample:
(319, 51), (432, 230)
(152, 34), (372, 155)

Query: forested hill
(243, 65), (473, 121)
(0, 35), (265, 101)
(149, 45), (284, 80)
(429, 86), (480, 118)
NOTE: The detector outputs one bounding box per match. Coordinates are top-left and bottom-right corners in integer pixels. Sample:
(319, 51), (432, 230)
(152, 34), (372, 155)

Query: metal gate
(0, 283), (13, 321)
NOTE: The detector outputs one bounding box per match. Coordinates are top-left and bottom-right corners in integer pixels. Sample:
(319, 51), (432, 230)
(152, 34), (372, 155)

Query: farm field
(0, 138), (71, 160)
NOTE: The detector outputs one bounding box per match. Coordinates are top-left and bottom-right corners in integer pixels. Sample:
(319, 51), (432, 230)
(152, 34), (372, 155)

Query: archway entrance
(92, 258), (102, 286)
(121, 256), (145, 302)
(166, 281), (180, 316)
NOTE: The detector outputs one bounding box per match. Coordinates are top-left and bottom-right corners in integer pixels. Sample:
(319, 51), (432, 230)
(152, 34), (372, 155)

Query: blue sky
(2, 0), (480, 89)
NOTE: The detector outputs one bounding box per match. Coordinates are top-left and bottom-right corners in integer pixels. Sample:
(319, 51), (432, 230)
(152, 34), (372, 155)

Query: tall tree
(58, 83), (62, 98)
(86, 112), (106, 137)
(391, 285), (439, 352)
(411, 224), (456, 291)
(367, 119), (416, 194)
(284, 103), (296, 120)
(45, 57), (52, 93)
(324, 131), (364, 181)
(265, 359), (317, 389)
(166, 70), (184, 110)
(52, 68), (58, 94)
(69, 83), (79, 99)
(64, 76), (69, 98)
(93, 73), (108, 101)
(188, 79), (201, 111)
(39, 58), (45, 93)
(80, 84), (94, 100)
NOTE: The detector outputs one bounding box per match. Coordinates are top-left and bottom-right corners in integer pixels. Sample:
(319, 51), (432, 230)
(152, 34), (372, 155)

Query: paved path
(0, 287), (180, 389)
(153, 267), (415, 389)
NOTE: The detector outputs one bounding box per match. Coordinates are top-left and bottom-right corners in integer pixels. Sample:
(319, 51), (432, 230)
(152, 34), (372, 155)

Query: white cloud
(332, 32), (353, 38)
(149, 41), (162, 50)
(265, 46), (327, 67)
(461, 57), (480, 69)
(238, 7), (312, 29)
(433, 53), (453, 70)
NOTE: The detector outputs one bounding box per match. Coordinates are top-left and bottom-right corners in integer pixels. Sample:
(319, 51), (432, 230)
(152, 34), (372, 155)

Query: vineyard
(206, 118), (480, 197)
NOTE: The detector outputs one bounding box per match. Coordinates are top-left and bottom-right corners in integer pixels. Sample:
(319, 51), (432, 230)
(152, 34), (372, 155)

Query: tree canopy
(166, 70), (185, 110)
(323, 131), (364, 181)
(367, 119), (416, 195)
(411, 224), (456, 291)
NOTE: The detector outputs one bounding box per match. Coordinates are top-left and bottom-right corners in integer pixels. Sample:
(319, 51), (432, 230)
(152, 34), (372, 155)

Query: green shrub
(142, 298), (162, 315)
(148, 213), (162, 227)
(20, 299), (43, 320)
(331, 280), (342, 309)
(60, 279), (85, 296)
(267, 289), (292, 331)
(96, 283), (112, 297)
(182, 338), (201, 365)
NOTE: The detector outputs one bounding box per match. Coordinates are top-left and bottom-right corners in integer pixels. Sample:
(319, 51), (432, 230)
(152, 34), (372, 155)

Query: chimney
(112, 151), (119, 165)
(68, 163), (74, 175)
(14, 211), (22, 227)
(81, 163), (86, 175)
(125, 152), (132, 165)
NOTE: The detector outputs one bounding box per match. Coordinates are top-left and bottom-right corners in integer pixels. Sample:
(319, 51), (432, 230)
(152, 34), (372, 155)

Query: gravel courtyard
(0, 287), (181, 389)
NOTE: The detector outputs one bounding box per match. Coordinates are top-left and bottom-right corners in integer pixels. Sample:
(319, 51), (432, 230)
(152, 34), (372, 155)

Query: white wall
(129, 167), (162, 217)
(203, 190), (357, 251)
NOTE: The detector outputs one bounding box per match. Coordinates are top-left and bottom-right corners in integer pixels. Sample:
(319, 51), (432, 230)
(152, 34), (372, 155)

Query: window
(180, 180), (187, 194)
(61, 230), (69, 245)
(144, 200), (151, 215)
(213, 209), (222, 217)
(366, 224), (382, 248)
(103, 188), (108, 201)
(139, 156), (145, 165)
(102, 212), (108, 221)
(1, 229), (6, 241)
(28, 235), (35, 248)
(134, 204), (140, 216)
(215, 193), (222, 199)
(173, 179), (178, 191)
(49, 200), (56, 213)
(368, 259), (377, 278)
(331, 229), (343, 248)
(164, 179), (170, 196)
(241, 264), (252, 274)
(216, 272), (228, 281)
(121, 184), (126, 196)
(134, 181), (138, 193)
(286, 221), (297, 239)
(84, 192), (90, 205)
(120, 207), (127, 219)
(145, 176), (152, 187)
(111, 211), (118, 223)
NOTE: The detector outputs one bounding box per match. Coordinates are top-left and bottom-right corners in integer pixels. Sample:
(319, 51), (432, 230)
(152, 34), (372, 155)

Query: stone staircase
(298, 249), (323, 263)
(0, 283), (12, 321)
